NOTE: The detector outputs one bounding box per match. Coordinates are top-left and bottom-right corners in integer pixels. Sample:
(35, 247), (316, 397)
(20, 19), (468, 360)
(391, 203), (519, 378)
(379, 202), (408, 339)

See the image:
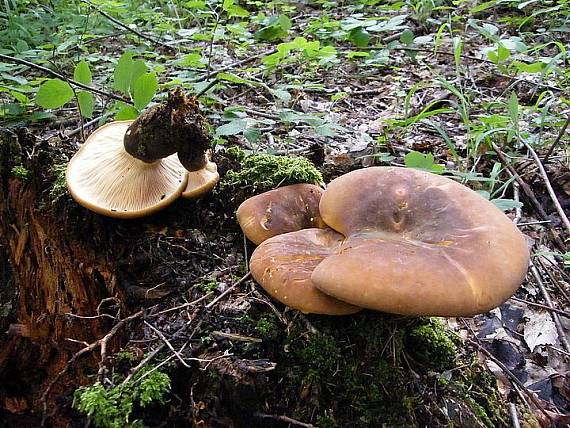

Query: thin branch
(0, 54), (131, 104)
(81, 0), (172, 50)
(509, 296), (570, 319)
(521, 139), (570, 234)
(543, 112), (570, 163)
(40, 310), (143, 424)
(529, 260), (570, 353)
(205, 271), (251, 309)
(144, 321), (191, 368)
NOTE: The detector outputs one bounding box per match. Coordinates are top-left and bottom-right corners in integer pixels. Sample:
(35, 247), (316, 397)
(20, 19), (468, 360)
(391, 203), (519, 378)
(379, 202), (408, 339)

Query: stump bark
(0, 127), (126, 425)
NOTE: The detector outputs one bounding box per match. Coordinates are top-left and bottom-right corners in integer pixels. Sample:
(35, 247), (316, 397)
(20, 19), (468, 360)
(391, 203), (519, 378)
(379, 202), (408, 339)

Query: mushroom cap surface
(312, 167), (529, 316)
(181, 161), (219, 199)
(66, 121), (188, 218)
(250, 228), (361, 315)
(237, 184), (326, 245)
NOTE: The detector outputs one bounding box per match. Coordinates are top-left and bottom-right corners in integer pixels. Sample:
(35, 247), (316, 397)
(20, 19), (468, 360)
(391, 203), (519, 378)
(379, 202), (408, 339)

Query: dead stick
(543, 112), (570, 163)
(40, 310), (143, 424)
(521, 140), (570, 233)
(0, 54), (131, 104)
(205, 272), (251, 309)
(462, 335), (553, 423)
(509, 296), (570, 318)
(529, 260), (570, 352)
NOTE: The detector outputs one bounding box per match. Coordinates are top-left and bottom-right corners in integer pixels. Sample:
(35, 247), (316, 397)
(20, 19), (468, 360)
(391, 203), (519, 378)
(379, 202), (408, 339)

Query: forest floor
(1, 1), (570, 427)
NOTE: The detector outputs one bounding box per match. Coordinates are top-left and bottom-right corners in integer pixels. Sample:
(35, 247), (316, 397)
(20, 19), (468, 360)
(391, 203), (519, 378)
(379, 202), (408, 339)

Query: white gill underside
(67, 121), (187, 213)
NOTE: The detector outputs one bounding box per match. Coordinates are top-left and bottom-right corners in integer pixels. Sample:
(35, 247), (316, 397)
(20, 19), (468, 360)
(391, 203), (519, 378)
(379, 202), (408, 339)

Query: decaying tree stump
(0, 127), (128, 425)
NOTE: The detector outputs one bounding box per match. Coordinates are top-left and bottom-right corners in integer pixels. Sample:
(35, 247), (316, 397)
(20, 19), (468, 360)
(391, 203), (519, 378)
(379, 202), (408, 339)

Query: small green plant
(48, 163), (68, 203)
(222, 150), (323, 192)
(11, 165), (30, 180)
(255, 315), (278, 340)
(73, 368), (170, 428)
(197, 280), (218, 293)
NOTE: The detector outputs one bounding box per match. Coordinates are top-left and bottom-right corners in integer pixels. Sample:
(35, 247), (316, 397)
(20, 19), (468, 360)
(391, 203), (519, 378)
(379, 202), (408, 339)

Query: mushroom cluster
(66, 89), (219, 218)
(237, 167), (529, 316)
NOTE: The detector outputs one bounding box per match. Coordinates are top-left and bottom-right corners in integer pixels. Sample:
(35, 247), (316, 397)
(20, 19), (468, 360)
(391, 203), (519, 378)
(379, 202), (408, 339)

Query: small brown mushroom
(66, 121), (188, 218)
(247, 167), (529, 316)
(236, 183), (326, 245)
(250, 228), (361, 315)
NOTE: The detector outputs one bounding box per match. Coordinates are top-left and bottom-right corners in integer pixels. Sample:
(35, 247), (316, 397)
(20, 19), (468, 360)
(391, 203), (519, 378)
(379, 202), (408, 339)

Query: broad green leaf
(217, 72), (248, 84)
(176, 53), (206, 68)
(349, 27), (370, 47)
(216, 119), (248, 136)
(269, 88), (291, 102)
(133, 72), (158, 111)
(114, 52), (134, 95)
(35, 79), (74, 109)
(130, 60), (148, 92)
(255, 15), (291, 41)
(403, 151), (445, 173)
(74, 60), (92, 85)
(115, 104), (139, 120)
(400, 29), (414, 46)
(223, 0), (249, 17)
(243, 128), (261, 144)
(77, 91), (94, 118)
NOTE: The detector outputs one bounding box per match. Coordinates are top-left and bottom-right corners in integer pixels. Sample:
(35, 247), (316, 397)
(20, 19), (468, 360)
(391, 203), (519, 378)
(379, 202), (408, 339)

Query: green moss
(255, 315), (279, 340)
(11, 165), (30, 180)
(49, 163), (68, 203)
(406, 317), (457, 370)
(73, 368), (170, 428)
(197, 279), (217, 293)
(221, 149), (323, 193)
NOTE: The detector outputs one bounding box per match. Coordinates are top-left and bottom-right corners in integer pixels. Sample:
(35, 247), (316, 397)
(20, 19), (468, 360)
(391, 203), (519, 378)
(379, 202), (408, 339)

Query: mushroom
(250, 228), (361, 315)
(182, 160), (220, 199)
(236, 183), (326, 245)
(66, 120), (188, 218)
(67, 89), (219, 217)
(248, 167), (529, 316)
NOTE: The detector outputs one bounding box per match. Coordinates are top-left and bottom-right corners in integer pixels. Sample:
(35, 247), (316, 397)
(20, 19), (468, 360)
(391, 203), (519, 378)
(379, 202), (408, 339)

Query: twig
(543, 112), (570, 163)
(529, 260), (570, 353)
(41, 310), (143, 425)
(491, 142), (567, 251)
(65, 115), (103, 139)
(144, 321), (191, 368)
(462, 334), (553, 424)
(149, 292), (213, 316)
(81, 0), (172, 50)
(0, 54), (131, 104)
(521, 139), (570, 234)
(509, 296), (570, 318)
(253, 412), (315, 428)
(205, 271), (251, 309)
(509, 402), (521, 428)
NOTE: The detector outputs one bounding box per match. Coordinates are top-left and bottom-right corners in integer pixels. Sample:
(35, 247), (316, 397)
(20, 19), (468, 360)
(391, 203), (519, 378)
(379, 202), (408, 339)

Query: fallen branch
(0, 54), (131, 104)
(40, 310), (143, 424)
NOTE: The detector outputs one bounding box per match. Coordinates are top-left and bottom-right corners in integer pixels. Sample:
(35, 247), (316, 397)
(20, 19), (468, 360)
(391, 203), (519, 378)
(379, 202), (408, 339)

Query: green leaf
(400, 29), (414, 46)
(77, 91), (94, 118)
(508, 92), (519, 129)
(132, 72), (158, 111)
(215, 119), (248, 136)
(74, 60), (92, 85)
(243, 128), (261, 144)
(115, 104), (139, 120)
(114, 51), (134, 95)
(35, 79), (74, 109)
(491, 198), (523, 211)
(222, 0), (249, 17)
(216, 72), (248, 84)
(349, 27), (370, 48)
(269, 88), (291, 102)
(255, 15), (291, 41)
(176, 53), (206, 68)
(403, 151), (445, 173)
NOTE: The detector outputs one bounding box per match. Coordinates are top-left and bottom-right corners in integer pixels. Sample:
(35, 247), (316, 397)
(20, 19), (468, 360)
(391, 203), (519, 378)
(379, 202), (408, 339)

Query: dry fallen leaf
(524, 311), (559, 352)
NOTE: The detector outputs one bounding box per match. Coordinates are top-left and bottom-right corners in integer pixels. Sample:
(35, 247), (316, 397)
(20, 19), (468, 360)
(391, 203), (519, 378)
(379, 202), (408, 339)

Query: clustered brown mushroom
(66, 89), (219, 218)
(237, 167), (529, 317)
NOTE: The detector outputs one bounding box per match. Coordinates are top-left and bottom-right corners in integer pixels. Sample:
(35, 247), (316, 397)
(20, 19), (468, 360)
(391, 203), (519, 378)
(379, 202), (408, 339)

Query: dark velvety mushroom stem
(123, 87), (211, 168)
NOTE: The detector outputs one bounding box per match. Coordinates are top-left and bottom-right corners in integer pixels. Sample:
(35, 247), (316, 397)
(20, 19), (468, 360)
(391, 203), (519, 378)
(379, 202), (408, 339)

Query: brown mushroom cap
(181, 161), (219, 199)
(312, 167), (529, 316)
(250, 228), (362, 315)
(66, 121), (188, 218)
(237, 184), (326, 245)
